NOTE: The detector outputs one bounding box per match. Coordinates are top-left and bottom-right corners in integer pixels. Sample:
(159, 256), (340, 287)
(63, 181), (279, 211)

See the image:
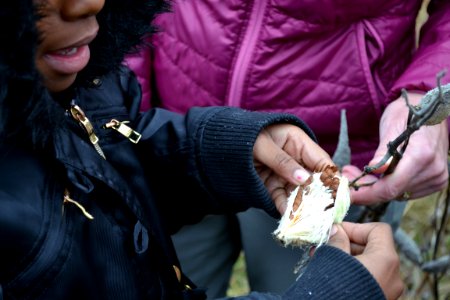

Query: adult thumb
(366, 146), (392, 175)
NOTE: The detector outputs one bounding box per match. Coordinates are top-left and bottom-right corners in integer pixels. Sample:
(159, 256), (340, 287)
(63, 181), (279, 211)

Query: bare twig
(351, 71), (450, 223)
(349, 70), (450, 190)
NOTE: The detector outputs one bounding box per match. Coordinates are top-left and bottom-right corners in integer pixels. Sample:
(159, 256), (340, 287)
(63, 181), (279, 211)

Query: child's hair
(80, 0), (169, 83)
(0, 0), (169, 148)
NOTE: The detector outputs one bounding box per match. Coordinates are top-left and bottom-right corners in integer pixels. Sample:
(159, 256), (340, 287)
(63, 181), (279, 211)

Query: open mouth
(53, 47), (78, 56)
(43, 44), (90, 75)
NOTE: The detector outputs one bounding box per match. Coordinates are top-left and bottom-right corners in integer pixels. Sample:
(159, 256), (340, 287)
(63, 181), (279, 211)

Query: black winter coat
(0, 69), (385, 300)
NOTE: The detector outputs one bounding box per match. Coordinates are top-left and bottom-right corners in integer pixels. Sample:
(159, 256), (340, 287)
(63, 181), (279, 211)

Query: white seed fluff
(273, 172), (351, 247)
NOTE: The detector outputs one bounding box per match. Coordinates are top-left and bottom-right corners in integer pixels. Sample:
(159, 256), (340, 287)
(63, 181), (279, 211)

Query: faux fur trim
(0, 0), (170, 147)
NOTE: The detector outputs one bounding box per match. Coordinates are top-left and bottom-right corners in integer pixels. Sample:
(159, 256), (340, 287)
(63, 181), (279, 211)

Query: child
(0, 0), (403, 299)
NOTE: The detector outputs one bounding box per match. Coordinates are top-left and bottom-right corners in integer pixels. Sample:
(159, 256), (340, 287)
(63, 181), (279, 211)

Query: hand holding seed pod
(346, 70), (450, 221)
(273, 165), (351, 247)
(350, 70), (450, 190)
(273, 110), (352, 248)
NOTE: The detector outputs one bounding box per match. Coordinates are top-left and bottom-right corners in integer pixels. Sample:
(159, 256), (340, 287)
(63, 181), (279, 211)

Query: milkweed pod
(273, 166), (351, 247)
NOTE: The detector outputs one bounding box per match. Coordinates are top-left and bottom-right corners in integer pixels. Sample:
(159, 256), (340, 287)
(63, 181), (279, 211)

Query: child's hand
(328, 222), (404, 300)
(252, 124), (333, 214)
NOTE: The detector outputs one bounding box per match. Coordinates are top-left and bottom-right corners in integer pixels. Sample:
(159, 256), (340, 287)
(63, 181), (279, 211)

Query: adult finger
(348, 148), (447, 205)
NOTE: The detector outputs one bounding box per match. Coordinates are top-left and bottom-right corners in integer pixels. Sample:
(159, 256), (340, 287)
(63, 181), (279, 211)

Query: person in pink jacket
(126, 0), (450, 297)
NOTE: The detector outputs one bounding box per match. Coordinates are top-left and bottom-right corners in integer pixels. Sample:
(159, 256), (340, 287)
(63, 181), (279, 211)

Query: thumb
(369, 98), (414, 174)
(253, 128), (307, 185)
(367, 145), (392, 175)
(327, 224), (350, 253)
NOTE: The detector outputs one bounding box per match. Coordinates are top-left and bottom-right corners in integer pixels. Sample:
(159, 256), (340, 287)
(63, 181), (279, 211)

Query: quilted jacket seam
(156, 36), (224, 103)
(158, 28), (228, 73)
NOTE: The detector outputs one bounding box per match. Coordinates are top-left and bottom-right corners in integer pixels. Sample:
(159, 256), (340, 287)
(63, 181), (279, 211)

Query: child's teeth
(57, 47), (77, 55)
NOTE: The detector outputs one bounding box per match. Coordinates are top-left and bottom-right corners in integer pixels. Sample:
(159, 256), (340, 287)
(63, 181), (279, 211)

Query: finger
(341, 222), (395, 251)
(395, 124), (449, 192)
(350, 148), (446, 205)
(366, 157), (392, 175)
(347, 158), (448, 204)
(341, 165), (362, 179)
(368, 134), (405, 175)
(342, 165), (379, 188)
(327, 224), (350, 253)
(271, 126), (333, 180)
(349, 177), (400, 205)
(349, 155), (411, 204)
(260, 163), (303, 215)
(367, 97), (413, 173)
(345, 221), (403, 300)
(374, 98), (413, 153)
(253, 130), (311, 185)
(342, 165), (385, 205)
(272, 188), (289, 214)
(295, 136), (334, 174)
(349, 242), (365, 255)
(263, 175), (292, 214)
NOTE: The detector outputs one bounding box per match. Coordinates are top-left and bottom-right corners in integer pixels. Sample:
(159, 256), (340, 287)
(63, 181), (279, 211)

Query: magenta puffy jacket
(126, 0), (450, 168)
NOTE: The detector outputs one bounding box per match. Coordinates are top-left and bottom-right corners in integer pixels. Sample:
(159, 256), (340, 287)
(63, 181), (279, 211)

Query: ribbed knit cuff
(197, 107), (315, 218)
(283, 245), (385, 300)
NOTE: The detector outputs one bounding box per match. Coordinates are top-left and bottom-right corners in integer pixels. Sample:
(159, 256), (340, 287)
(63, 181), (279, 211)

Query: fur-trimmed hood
(0, 0), (169, 148)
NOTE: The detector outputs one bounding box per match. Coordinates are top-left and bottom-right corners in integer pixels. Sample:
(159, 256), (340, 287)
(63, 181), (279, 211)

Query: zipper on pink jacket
(227, 0), (268, 107)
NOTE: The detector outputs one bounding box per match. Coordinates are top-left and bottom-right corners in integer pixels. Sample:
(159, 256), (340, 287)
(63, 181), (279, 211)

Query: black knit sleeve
(194, 107), (316, 218)
(227, 245), (385, 300)
(282, 245), (386, 300)
(135, 106), (315, 230)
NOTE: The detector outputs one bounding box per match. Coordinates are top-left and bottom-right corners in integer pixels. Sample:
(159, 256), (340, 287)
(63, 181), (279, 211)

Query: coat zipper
(62, 189), (94, 220)
(227, 0), (268, 107)
(103, 119), (142, 144)
(69, 104), (106, 160)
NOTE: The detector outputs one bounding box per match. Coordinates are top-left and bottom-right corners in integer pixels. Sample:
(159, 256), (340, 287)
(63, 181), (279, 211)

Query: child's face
(34, 0), (105, 92)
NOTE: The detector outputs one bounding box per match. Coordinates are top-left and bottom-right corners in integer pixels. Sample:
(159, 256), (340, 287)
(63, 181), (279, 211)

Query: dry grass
(398, 191), (450, 300)
(227, 252), (250, 297)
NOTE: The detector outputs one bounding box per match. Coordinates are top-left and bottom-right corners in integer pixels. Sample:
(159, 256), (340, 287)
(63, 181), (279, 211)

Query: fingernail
(330, 225), (338, 237)
(369, 156), (391, 167)
(293, 169), (310, 184)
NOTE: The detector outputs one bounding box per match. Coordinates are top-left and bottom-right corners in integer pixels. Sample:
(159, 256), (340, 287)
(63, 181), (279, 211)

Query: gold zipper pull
(70, 104), (106, 159)
(63, 189), (94, 220)
(104, 119), (142, 144)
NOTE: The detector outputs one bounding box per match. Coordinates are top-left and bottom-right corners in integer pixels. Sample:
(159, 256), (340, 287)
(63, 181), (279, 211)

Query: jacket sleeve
(389, 0), (450, 98)
(227, 246), (385, 300)
(134, 106), (316, 231)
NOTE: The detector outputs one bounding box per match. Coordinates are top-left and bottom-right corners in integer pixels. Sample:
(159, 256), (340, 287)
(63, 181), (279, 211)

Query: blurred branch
(332, 109), (351, 170)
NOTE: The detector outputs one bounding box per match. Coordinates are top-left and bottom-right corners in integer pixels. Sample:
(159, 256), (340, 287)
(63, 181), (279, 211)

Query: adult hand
(253, 124), (333, 214)
(328, 222), (404, 300)
(343, 92), (449, 205)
